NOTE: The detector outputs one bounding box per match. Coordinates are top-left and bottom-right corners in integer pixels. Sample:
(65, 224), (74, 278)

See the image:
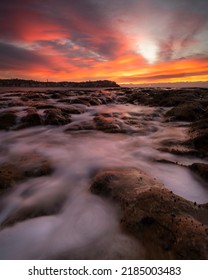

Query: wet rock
(190, 129), (208, 155)
(94, 115), (124, 133)
(88, 97), (103, 106)
(12, 152), (54, 177)
(0, 163), (23, 191)
(191, 118), (208, 131)
(3, 101), (25, 108)
(21, 92), (48, 101)
(0, 111), (16, 130)
(90, 167), (208, 259)
(19, 108), (43, 128)
(190, 163), (208, 183)
(165, 102), (203, 122)
(0, 152), (54, 193)
(60, 105), (85, 114)
(65, 120), (95, 132)
(44, 108), (71, 125)
(26, 101), (56, 110)
(126, 89), (202, 107)
(186, 109), (208, 156)
(158, 145), (197, 156)
(126, 90), (152, 105)
(69, 97), (91, 106)
(126, 88), (208, 110)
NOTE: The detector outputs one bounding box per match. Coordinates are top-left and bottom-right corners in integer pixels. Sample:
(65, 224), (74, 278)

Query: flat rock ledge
(90, 167), (208, 259)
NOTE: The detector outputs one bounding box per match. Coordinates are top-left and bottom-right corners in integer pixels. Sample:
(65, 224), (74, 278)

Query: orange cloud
(1, 0), (208, 84)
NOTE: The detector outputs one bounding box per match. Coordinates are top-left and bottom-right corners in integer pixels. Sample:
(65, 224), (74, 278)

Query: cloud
(117, 57), (208, 83)
(0, 0), (208, 82)
(0, 0), (125, 60)
(157, 8), (208, 61)
(0, 41), (51, 70)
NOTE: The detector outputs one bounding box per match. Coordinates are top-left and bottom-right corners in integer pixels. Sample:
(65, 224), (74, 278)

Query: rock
(0, 152), (54, 193)
(26, 101), (56, 110)
(19, 108), (43, 128)
(44, 108), (71, 125)
(65, 120), (95, 132)
(21, 92), (48, 101)
(190, 163), (208, 183)
(11, 152), (54, 177)
(60, 105), (85, 114)
(126, 89), (203, 107)
(191, 118), (208, 131)
(165, 102), (203, 122)
(0, 163), (23, 191)
(69, 97), (91, 106)
(158, 145), (197, 156)
(94, 115), (124, 133)
(4, 101), (25, 108)
(191, 129), (208, 155)
(0, 111), (16, 130)
(88, 97), (103, 106)
(90, 167), (208, 259)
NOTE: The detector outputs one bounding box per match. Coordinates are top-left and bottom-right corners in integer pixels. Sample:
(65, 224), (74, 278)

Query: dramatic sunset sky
(0, 0), (208, 84)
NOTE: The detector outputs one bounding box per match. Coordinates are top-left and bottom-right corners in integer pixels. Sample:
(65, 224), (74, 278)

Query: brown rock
(165, 102), (203, 122)
(0, 152), (54, 193)
(21, 92), (48, 101)
(90, 167), (208, 259)
(44, 108), (71, 125)
(19, 108), (43, 128)
(60, 105), (85, 114)
(94, 115), (124, 133)
(192, 129), (208, 154)
(11, 152), (54, 177)
(190, 163), (208, 183)
(69, 97), (90, 106)
(0, 163), (23, 191)
(192, 118), (208, 131)
(0, 111), (16, 130)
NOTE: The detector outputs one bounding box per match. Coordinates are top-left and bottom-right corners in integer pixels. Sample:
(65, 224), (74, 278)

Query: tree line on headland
(0, 79), (120, 88)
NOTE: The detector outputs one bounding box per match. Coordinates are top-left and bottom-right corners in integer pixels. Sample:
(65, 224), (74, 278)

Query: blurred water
(0, 98), (207, 259)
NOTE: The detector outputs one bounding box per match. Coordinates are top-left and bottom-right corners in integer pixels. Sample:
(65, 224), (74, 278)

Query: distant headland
(0, 79), (120, 88)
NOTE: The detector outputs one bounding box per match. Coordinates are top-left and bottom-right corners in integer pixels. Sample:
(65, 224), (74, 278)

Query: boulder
(190, 163), (208, 183)
(19, 108), (43, 128)
(0, 152), (54, 193)
(0, 163), (23, 191)
(0, 111), (16, 130)
(90, 167), (208, 259)
(44, 108), (71, 125)
(60, 105), (85, 114)
(21, 92), (48, 101)
(94, 115), (124, 133)
(165, 102), (203, 122)
(191, 129), (208, 155)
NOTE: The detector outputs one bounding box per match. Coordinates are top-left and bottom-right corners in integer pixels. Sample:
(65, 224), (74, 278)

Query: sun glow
(137, 40), (158, 64)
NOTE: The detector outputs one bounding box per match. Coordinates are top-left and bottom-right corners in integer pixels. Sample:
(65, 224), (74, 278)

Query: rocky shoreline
(0, 87), (208, 259)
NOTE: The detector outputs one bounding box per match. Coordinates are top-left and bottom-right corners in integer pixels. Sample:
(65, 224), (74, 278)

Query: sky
(0, 0), (208, 84)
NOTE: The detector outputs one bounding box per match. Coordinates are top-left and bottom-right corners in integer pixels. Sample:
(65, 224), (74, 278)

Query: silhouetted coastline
(0, 78), (120, 88)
